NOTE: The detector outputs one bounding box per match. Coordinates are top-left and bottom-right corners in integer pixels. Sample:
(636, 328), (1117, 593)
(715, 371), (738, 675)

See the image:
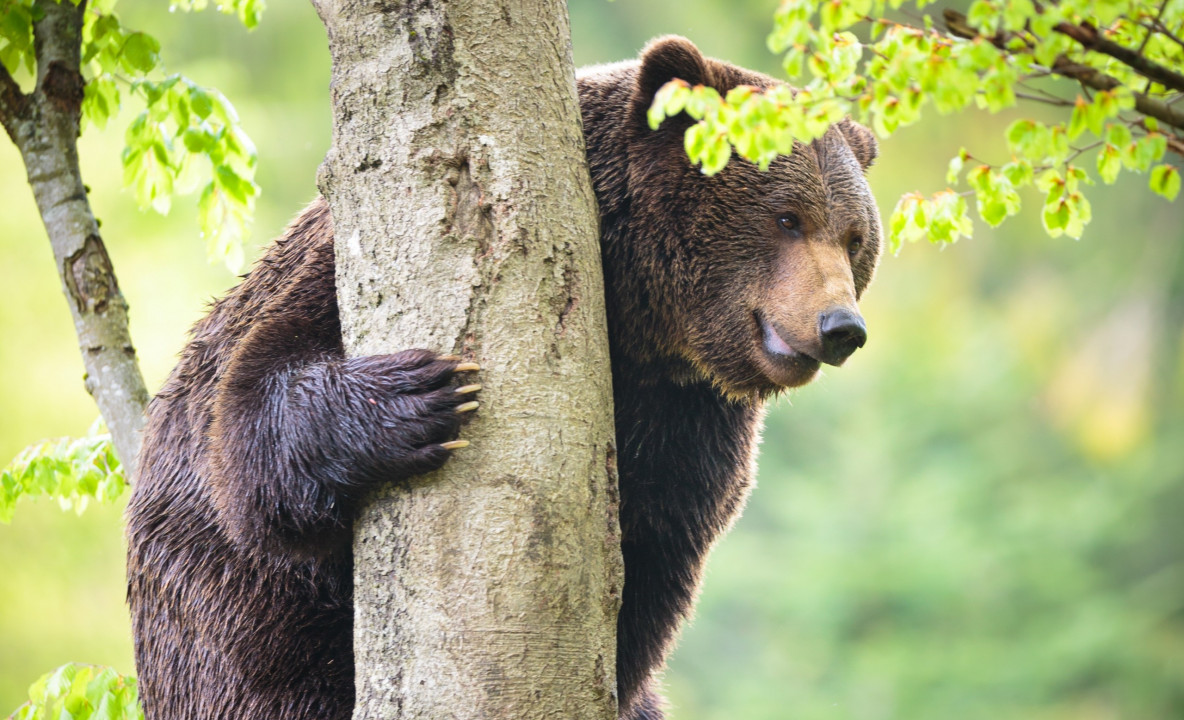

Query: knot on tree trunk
(65, 234), (121, 315)
(41, 60), (85, 113)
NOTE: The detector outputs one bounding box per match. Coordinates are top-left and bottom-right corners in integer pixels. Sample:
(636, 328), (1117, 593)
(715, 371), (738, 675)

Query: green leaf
(1097, 144), (1121, 184)
(966, 0), (999, 33)
(82, 75), (121, 131)
(181, 126), (214, 153)
(700, 131), (732, 176)
(648, 79), (689, 130)
(1149, 164), (1181, 201)
(1063, 192), (1090, 239)
(684, 122), (707, 161)
(1042, 198), (1070, 237)
(1133, 134), (1168, 172)
(1104, 123), (1131, 149)
(946, 150), (966, 185)
(214, 164), (256, 204)
(120, 32), (160, 74)
(1034, 168), (1062, 194)
(1006, 119), (1039, 158)
(238, 0), (264, 29)
(189, 86), (215, 119)
(1001, 160), (1032, 188)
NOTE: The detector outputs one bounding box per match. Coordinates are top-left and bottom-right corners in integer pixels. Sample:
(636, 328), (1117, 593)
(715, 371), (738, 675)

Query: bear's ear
(837, 119), (878, 172)
(636, 36), (714, 112)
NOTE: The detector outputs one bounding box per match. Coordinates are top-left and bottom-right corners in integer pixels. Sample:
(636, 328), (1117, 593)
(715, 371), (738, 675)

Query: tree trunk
(312, 1), (621, 718)
(0, 0), (149, 475)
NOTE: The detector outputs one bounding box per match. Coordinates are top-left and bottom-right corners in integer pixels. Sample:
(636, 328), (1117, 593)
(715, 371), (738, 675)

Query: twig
(1053, 21), (1184, 93)
(1136, 0), (1170, 56)
(1152, 19), (1184, 51)
(1066, 140), (1104, 163)
(1015, 90), (1074, 106)
(1133, 118), (1184, 158)
(1128, 19), (1184, 50)
(1017, 80), (1074, 103)
(1168, 136), (1184, 158)
(944, 9), (1184, 131)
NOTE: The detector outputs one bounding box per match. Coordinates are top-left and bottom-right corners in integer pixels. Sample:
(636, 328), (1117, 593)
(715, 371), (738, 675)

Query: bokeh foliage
(1, 1), (1182, 718)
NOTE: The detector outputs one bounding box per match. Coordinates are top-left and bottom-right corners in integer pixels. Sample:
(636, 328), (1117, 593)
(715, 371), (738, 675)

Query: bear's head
(583, 36), (883, 400)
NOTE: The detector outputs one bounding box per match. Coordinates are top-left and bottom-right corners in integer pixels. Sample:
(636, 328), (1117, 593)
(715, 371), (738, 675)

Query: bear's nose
(818, 307), (867, 366)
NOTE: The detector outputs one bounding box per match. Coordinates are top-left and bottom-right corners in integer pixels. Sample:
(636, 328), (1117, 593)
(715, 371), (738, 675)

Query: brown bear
(126, 36), (881, 720)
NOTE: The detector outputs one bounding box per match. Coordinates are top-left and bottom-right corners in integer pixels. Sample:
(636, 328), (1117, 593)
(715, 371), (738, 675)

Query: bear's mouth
(753, 311), (821, 386)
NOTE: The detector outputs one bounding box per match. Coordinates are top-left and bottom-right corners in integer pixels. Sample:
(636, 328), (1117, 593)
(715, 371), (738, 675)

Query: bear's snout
(817, 306), (867, 366)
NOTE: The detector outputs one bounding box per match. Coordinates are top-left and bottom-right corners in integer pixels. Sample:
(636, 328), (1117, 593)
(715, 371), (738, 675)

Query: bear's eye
(847, 236), (863, 259)
(777, 213), (802, 236)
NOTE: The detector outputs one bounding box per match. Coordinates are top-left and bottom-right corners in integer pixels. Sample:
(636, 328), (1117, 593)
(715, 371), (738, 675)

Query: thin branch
(1136, 0), (1170, 56)
(1014, 90), (1075, 106)
(1053, 21), (1184, 93)
(1151, 19), (1184, 51)
(943, 8), (1020, 46)
(1128, 19), (1184, 50)
(17, 0), (149, 473)
(1065, 139), (1104, 163)
(1133, 118), (1184, 158)
(943, 10), (1184, 131)
(1017, 80), (1074, 103)
(1051, 58), (1184, 130)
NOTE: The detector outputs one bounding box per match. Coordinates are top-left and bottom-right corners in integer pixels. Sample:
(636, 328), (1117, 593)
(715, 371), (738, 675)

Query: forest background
(0, 1), (1181, 718)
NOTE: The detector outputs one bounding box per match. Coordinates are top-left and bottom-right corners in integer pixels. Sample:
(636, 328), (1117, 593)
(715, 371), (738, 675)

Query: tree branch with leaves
(2, 1), (262, 715)
(647, 0), (1183, 250)
(0, 0), (260, 519)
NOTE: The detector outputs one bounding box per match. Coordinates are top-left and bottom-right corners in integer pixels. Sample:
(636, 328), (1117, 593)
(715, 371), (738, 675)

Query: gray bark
(312, 0), (621, 718)
(1, 0), (149, 476)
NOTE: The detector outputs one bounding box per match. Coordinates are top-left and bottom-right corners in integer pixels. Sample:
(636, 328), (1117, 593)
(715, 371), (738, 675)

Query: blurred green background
(2, 1), (1182, 718)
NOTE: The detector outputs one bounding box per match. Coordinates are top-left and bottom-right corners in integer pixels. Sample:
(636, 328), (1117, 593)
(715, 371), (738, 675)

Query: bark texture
(2, 0), (149, 474)
(312, 1), (621, 718)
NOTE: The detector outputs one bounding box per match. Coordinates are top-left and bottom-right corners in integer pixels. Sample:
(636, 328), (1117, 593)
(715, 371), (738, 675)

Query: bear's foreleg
(196, 237), (480, 560)
(208, 342), (479, 560)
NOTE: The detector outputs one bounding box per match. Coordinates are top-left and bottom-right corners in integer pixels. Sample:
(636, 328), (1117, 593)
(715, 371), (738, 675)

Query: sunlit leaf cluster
(170, 0), (264, 31)
(0, 424), (125, 524)
(1, 0), (263, 271)
(7, 664), (142, 720)
(649, 0), (1183, 251)
(118, 75), (259, 272)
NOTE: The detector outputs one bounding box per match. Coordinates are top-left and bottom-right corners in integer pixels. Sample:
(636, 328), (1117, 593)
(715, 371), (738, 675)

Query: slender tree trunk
(0, 0), (149, 475)
(312, 1), (621, 718)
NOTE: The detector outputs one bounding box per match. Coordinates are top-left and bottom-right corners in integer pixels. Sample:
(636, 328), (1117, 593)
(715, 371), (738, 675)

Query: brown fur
(127, 37), (882, 720)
